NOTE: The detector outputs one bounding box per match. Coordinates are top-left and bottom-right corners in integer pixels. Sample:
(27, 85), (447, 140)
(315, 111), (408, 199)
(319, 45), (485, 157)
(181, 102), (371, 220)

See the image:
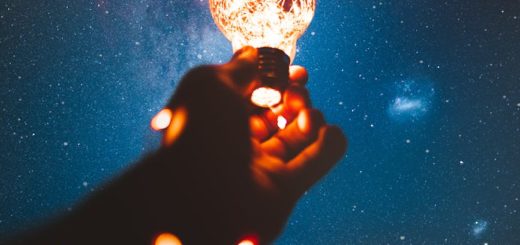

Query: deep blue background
(1, 0), (519, 243)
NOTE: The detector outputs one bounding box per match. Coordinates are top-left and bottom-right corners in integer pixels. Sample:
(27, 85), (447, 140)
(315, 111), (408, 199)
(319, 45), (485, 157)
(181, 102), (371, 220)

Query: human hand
(14, 47), (346, 245)
(151, 47), (348, 244)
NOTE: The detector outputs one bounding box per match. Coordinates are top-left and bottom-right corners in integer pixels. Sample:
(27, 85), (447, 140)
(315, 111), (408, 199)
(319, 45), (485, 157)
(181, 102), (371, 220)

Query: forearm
(11, 150), (169, 244)
(14, 150), (252, 244)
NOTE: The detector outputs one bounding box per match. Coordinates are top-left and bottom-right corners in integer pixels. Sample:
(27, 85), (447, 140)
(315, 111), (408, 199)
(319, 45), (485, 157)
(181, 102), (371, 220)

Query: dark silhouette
(10, 47), (347, 245)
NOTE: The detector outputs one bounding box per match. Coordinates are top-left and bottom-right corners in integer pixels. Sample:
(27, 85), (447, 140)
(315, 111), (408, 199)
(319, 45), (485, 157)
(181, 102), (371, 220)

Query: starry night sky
(1, 0), (519, 244)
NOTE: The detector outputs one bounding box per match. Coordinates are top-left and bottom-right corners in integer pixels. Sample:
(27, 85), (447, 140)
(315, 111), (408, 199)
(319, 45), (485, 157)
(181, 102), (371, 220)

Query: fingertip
(297, 109), (324, 137)
(250, 115), (271, 141)
(232, 46), (258, 64)
(283, 124), (346, 193)
(289, 65), (308, 85)
(283, 85), (310, 117)
(322, 125), (348, 159)
(220, 46), (259, 95)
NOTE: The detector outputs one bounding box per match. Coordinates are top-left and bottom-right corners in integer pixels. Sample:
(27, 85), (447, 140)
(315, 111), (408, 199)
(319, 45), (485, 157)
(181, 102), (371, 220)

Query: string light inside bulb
(250, 87), (282, 108)
(209, 0), (315, 62)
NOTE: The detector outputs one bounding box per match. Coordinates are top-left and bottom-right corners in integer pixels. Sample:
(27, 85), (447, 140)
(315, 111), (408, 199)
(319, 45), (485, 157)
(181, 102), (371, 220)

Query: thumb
(219, 46), (259, 97)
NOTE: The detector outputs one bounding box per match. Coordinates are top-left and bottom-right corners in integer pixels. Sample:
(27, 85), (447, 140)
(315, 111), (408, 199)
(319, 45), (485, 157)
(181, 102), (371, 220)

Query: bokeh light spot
(151, 109), (173, 131)
(154, 232), (182, 245)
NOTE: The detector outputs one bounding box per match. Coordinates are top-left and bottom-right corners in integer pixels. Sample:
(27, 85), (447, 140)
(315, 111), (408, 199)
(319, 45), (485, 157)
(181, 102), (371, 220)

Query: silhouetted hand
(152, 46), (348, 244)
(15, 47), (347, 245)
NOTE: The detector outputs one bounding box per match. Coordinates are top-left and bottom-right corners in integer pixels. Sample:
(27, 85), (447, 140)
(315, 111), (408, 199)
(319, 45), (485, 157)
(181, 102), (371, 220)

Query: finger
(282, 85), (311, 122)
(250, 108), (280, 141)
(285, 125), (348, 193)
(261, 109), (325, 161)
(249, 66), (309, 141)
(232, 45), (258, 63)
(289, 65), (308, 86)
(250, 85), (311, 141)
(219, 46), (259, 96)
(250, 114), (271, 141)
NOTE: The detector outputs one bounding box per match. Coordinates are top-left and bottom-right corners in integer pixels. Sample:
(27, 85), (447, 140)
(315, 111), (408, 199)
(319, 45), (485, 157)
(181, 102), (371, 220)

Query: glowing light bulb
(209, 0), (316, 62)
(209, 0), (315, 128)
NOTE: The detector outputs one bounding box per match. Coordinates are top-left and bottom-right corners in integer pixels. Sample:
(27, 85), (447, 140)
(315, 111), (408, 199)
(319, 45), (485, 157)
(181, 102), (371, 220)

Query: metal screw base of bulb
(257, 47), (290, 91)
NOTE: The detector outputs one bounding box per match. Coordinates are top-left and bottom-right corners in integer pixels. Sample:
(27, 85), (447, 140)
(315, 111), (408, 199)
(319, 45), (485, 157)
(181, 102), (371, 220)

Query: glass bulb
(209, 0), (315, 62)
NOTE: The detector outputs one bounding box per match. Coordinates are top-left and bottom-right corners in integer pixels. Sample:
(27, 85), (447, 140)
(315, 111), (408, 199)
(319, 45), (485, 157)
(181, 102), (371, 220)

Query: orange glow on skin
(154, 233), (182, 245)
(237, 235), (259, 245)
(163, 107), (188, 147)
(237, 239), (256, 245)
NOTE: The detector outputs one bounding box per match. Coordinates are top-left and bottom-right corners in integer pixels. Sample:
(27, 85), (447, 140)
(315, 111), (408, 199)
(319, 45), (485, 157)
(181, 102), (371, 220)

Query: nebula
(387, 79), (435, 122)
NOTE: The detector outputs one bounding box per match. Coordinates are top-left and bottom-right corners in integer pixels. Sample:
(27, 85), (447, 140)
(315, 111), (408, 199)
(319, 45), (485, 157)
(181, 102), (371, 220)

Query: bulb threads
(257, 47), (290, 91)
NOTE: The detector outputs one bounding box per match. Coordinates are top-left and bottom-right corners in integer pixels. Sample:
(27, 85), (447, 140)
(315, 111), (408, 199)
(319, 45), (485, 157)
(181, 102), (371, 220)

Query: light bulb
(210, 0), (315, 109)
(209, 0), (315, 62)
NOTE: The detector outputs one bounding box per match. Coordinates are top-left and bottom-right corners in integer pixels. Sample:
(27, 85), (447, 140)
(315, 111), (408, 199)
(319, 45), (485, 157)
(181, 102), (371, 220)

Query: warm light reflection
(237, 239), (256, 245)
(251, 87), (282, 108)
(277, 115), (287, 130)
(154, 232), (182, 245)
(209, 0), (315, 62)
(151, 109), (173, 131)
(163, 107), (187, 146)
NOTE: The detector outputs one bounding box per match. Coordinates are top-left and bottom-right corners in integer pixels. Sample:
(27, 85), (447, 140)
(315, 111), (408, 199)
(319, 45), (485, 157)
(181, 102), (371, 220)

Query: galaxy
(471, 219), (489, 238)
(388, 79), (434, 122)
(1, 0), (519, 244)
